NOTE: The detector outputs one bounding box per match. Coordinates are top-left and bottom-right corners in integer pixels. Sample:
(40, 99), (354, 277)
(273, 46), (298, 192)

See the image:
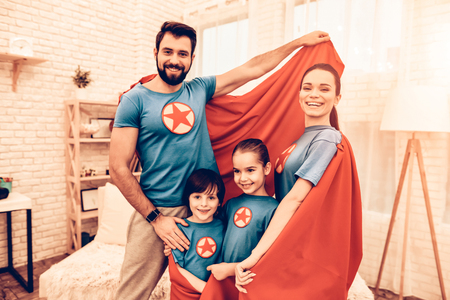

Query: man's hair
(155, 21), (197, 55)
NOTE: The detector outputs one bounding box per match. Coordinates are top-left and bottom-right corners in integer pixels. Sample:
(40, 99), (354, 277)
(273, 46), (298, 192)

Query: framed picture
(91, 118), (114, 138)
(81, 188), (98, 211)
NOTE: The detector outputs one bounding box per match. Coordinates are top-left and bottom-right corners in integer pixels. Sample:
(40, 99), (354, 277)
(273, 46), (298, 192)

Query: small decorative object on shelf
(79, 122), (100, 135)
(9, 37), (33, 56)
(0, 187), (8, 200)
(91, 118), (114, 138)
(81, 188), (98, 211)
(80, 166), (97, 177)
(0, 177), (13, 193)
(72, 65), (93, 99)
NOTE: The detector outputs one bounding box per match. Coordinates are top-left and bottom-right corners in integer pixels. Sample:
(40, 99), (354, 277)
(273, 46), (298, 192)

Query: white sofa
(39, 182), (373, 299)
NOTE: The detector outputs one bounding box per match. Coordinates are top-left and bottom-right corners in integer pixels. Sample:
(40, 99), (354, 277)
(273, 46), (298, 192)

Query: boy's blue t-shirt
(275, 125), (342, 201)
(113, 77), (219, 207)
(172, 218), (224, 281)
(221, 194), (279, 263)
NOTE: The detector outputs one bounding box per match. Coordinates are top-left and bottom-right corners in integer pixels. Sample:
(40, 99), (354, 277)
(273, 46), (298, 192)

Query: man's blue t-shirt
(172, 218), (224, 281)
(221, 194), (279, 263)
(275, 125), (342, 201)
(114, 77), (219, 207)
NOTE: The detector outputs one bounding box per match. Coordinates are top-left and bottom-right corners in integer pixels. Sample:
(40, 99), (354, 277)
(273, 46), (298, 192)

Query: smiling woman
(299, 63), (341, 129)
(234, 63), (360, 299)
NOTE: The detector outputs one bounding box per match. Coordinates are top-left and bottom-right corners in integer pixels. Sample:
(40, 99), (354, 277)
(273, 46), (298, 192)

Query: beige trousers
(115, 205), (188, 300)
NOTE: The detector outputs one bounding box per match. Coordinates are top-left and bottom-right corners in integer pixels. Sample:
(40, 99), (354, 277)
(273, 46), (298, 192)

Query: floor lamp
(375, 85), (450, 300)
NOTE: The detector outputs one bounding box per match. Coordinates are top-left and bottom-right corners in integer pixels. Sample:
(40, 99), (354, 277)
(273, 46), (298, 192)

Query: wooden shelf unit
(0, 52), (48, 92)
(64, 99), (140, 253)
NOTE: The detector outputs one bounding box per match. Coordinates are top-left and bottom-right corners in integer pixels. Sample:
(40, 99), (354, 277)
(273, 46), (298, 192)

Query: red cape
(122, 41), (362, 299)
(168, 254), (201, 300)
(203, 42), (362, 299)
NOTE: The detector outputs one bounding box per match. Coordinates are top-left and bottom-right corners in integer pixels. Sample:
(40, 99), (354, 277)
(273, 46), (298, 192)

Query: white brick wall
(0, 0), (184, 267)
(341, 0), (450, 298)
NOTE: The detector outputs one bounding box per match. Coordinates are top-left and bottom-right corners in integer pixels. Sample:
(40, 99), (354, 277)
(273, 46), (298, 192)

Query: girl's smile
(232, 151), (271, 197)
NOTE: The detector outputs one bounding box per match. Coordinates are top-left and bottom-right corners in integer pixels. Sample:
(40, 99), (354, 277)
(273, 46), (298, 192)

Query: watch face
(10, 38), (33, 56)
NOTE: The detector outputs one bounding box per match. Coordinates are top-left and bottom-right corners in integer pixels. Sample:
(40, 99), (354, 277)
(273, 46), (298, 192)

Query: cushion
(94, 182), (135, 245)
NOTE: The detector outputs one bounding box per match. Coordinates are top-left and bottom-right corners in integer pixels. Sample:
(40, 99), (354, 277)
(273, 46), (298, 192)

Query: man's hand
(151, 215), (190, 251)
(298, 30), (330, 47)
(235, 256), (258, 293)
(207, 263), (236, 281)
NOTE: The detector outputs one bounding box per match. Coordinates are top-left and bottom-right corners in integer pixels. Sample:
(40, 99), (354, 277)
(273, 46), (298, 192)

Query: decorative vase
(75, 88), (88, 99)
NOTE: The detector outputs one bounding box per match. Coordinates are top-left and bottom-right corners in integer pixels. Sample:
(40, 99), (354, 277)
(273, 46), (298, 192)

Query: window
(292, 0), (403, 73)
(201, 19), (249, 76)
(342, 122), (396, 213)
(444, 136), (450, 223)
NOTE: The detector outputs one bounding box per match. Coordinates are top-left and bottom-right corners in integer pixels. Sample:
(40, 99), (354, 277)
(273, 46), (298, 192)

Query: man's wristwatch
(146, 208), (161, 223)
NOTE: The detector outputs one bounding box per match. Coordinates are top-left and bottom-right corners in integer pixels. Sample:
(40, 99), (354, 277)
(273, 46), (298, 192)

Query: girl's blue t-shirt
(221, 194), (278, 263)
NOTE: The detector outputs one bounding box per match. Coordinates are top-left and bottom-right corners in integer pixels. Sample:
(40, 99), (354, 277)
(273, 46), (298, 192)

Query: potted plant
(72, 65), (92, 99)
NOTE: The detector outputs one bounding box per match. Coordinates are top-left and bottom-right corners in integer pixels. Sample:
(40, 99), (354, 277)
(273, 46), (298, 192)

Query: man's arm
(213, 30), (330, 98)
(109, 127), (190, 251)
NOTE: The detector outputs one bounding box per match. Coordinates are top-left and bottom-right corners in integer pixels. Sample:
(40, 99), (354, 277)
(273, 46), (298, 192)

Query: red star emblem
(196, 237), (217, 258)
(275, 144), (296, 173)
(234, 207), (252, 228)
(162, 102), (195, 134)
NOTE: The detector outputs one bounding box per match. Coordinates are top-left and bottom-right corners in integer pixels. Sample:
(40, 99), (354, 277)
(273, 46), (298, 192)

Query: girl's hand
(207, 263), (235, 281)
(163, 243), (172, 257)
(235, 256), (259, 293)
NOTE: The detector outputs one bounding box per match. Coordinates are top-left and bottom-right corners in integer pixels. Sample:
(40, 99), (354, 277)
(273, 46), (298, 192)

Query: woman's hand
(235, 256), (259, 293)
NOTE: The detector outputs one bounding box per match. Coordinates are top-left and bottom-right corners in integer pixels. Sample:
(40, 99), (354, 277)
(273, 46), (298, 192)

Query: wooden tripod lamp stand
(375, 85), (450, 300)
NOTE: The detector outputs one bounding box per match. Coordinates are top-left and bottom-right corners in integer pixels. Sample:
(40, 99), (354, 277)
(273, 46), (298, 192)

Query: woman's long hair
(300, 63), (341, 130)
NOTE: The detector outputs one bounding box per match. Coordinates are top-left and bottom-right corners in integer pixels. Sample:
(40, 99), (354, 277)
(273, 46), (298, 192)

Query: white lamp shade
(380, 85), (450, 133)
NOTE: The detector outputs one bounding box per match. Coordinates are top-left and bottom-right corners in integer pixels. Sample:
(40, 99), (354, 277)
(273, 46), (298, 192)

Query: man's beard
(156, 57), (191, 86)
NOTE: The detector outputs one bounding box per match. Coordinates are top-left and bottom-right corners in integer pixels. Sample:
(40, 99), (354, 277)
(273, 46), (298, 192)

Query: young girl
(206, 138), (279, 282)
(170, 168), (225, 294)
(235, 63), (345, 294)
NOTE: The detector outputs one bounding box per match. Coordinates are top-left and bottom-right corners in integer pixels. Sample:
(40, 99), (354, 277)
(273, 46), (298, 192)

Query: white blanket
(40, 241), (373, 300)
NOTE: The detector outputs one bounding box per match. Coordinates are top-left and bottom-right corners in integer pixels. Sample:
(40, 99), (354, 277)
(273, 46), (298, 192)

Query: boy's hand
(207, 263), (235, 281)
(163, 243), (172, 256)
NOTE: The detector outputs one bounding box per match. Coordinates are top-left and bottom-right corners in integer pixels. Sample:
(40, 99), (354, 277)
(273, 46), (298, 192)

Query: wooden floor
(370, 287), (424, 300)
(0, 254), (68, 300)
(0, 255), (424, 300)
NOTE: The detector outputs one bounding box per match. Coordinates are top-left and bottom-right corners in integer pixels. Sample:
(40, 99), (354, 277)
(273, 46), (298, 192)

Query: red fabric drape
(168, 254), (201, 300)
(236, 135), (362, 300)
(206, 42), (344, 201)
(200, 276), (238, 300)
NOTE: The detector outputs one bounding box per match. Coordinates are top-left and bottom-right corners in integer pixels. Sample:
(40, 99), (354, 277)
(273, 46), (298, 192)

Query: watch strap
(146, 208), (161, 223)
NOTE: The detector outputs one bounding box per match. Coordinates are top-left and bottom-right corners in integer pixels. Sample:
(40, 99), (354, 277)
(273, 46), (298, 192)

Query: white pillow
(94, 182), (135, 245)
